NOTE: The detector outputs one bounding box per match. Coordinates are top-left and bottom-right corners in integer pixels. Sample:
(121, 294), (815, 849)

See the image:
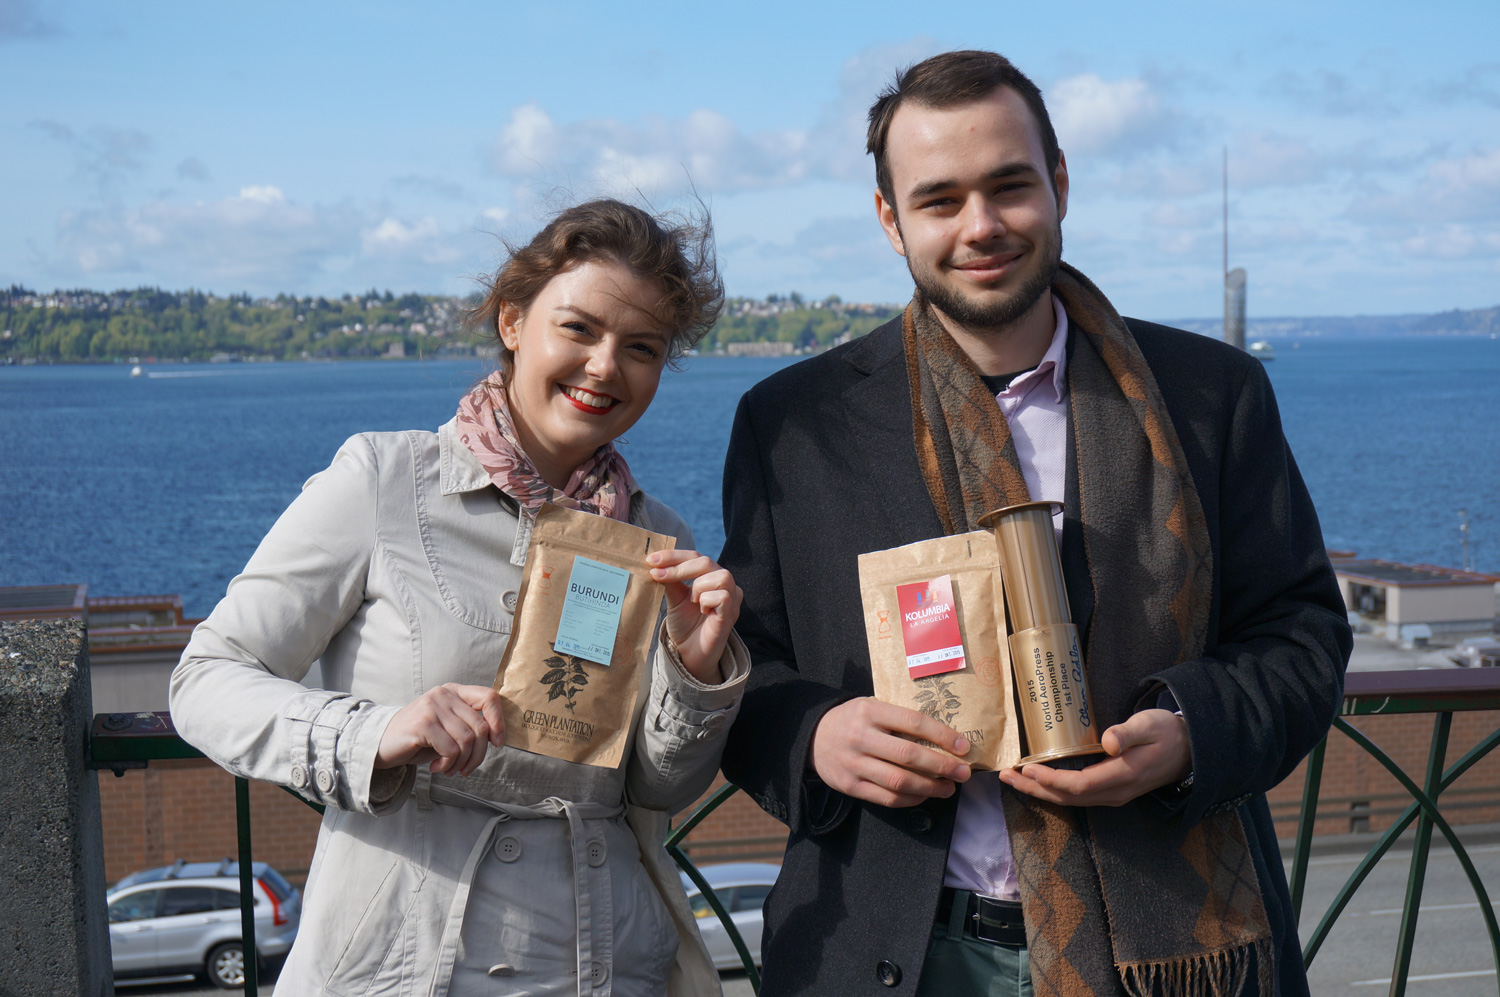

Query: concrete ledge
(0, 619), (113, 997)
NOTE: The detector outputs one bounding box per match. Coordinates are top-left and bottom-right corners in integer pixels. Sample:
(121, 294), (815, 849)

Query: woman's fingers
(376, 683), (505, 774)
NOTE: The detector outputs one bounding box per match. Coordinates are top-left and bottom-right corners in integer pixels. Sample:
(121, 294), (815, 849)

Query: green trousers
(914, 890), (1034, 997)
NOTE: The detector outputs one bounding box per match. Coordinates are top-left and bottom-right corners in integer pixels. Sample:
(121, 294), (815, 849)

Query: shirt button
(876, 960), (902, 987)
(494, 835), (522, 863)
(315, 770), (334, 794)
(289, 765), (307, 789)
(586, 840), (607, 867)
(501, 589), (518, 613)
(590, 961), (607, 985)
(908, 809), (934, 834)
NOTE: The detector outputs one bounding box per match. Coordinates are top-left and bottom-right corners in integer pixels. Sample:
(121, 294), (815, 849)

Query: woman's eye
(628, 342), (661, 361)
(562, 321), (590, 336)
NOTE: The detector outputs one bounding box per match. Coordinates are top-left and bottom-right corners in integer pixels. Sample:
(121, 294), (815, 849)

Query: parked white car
(680, 862), (780, 971)
(107, 860), (301, 989)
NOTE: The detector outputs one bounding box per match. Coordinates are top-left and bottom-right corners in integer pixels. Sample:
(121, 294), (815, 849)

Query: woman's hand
(375, 683), (506, 776)
(648, 548), (742, 684)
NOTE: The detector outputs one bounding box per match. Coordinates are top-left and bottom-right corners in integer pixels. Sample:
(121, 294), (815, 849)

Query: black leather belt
(936, 887), (1027, 947)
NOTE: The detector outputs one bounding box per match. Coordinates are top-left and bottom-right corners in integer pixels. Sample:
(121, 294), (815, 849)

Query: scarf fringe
(1118, 938), (1274, 997)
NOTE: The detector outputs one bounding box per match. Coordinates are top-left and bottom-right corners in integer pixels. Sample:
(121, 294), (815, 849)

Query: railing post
(0, 619), (114, 996)
(1387, 712), (1451, 997)
(1290, 735), (1326, 927)
(236, 776), (260, 996)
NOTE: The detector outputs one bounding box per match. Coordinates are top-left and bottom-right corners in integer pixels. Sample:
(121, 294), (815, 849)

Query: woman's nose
(583, 342), (620, 382)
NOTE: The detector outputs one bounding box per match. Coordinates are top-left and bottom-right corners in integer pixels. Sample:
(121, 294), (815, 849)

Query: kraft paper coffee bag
(858, 530), (1021, 771)
(495, 503), (675, 767)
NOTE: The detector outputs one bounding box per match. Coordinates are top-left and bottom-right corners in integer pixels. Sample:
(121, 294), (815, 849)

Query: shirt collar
(996, 295), (1069, 404)
(439, 417), (493, 495)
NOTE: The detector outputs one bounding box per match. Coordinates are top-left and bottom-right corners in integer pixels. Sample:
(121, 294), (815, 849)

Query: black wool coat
(717, 314), (1352, 996)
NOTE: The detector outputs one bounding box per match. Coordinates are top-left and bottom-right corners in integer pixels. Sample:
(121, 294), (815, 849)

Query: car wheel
(206, 942), (246, 990)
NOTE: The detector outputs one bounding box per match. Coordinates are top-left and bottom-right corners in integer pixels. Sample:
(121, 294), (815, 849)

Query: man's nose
(961, 195), (1006, 242)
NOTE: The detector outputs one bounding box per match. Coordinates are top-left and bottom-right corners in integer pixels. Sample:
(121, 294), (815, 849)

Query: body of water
(2, 336), (1496, 618)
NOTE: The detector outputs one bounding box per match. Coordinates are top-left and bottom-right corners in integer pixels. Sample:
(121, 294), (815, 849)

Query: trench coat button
(586, 840), (607, 867)
(315, 769), (335, 794)
(501, 589), (518, 613)
(908, 809), (934, 834)
(702, 712), (726, 731)
(289, 765), (307, 789)
(876, 959), (902, 987)
(487, 964), (515, 976)
(590, 960), (607, 985)
(495, 835), (522, 862)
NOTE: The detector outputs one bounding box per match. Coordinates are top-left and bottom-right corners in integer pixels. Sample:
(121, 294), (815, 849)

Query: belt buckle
(970, 895), (1022, 945)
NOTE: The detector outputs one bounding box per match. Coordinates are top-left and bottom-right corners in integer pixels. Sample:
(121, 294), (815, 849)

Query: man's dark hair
(866, 50), (1060, 207)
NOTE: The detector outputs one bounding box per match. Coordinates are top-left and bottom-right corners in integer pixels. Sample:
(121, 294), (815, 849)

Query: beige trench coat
(171, 420), (746, 997)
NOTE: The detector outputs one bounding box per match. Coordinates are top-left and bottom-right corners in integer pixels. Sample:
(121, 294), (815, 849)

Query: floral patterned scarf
(455, 372), (636, 522)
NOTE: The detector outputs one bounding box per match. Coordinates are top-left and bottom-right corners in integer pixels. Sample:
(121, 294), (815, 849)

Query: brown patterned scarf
(904, 263), (1273, 997)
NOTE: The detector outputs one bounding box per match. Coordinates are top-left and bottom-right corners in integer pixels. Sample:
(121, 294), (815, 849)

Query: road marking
(1303, 843), (1500, 867)
(1361, 901), (1492, 916)
(1352, 969), (1497, 985)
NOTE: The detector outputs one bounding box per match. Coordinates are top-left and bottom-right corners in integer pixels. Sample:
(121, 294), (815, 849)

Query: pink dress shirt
(942, 295), (1070, 900)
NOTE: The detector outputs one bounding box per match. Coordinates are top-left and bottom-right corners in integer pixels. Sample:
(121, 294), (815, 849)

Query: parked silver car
(106, 860), (301, 989)
(680, 862), (780, 971)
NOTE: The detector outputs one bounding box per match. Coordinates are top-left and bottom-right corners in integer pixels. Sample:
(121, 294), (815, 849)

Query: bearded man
(717, 50), (1351, 997)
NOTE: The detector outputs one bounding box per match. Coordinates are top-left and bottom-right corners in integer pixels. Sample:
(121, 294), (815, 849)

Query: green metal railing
(1288, 668), (1500, 997)
(90, 668), (1500, 997)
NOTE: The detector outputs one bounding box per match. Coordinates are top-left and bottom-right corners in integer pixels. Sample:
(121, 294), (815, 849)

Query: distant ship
(1248, 340), (1276, 361)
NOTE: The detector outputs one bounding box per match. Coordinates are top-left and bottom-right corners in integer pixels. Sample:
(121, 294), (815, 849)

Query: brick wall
(98, 708), (1499, 884)
(98, 759), (323, 886)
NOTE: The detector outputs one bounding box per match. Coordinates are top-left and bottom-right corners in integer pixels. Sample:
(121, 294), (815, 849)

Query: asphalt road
(114, 837), (1498, 996)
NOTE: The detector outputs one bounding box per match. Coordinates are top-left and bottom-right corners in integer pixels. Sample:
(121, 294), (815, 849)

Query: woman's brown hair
(471, 198), (723, 373)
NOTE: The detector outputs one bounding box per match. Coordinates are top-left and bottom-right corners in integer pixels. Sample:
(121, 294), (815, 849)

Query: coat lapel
(835, 321), (946, 550)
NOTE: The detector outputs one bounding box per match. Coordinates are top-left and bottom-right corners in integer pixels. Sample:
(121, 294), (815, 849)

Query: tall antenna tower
(1223, 147), (1247, 350)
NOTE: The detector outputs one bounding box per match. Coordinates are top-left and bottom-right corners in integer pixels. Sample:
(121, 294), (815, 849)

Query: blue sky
(4, 0), (1498, 320)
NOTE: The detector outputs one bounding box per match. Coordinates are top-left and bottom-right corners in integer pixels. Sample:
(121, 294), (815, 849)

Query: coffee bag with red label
(858, 531), (1020, 771)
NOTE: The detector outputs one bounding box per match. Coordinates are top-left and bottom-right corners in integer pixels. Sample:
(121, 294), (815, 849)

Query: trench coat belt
(425, 784), (627, 997)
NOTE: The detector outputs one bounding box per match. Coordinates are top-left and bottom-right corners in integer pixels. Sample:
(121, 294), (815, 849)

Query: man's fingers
(861, 700), (971, 757)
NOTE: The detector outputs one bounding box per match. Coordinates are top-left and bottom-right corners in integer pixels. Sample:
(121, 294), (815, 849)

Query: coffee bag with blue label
(495, 503), (675, 766)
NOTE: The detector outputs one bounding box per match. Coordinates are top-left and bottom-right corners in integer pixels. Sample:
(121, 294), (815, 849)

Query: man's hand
(810, 697), (972, 808)
(375, 683), (506, 777)
(999, 708), (1190, 807)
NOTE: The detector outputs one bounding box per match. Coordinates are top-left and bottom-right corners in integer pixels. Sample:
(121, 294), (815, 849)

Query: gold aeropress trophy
(978, 501), (1106, 768)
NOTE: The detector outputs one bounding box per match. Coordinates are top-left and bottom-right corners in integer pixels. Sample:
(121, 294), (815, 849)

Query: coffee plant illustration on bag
(540, 654), (590, 712)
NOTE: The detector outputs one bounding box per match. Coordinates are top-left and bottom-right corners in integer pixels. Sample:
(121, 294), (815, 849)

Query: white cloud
(1352, 146), (1500, 226)
(238, 184), (286, 204)
(487, 40), (938, 198)
(1232, 132), (1325, 188)
(490, 102), (809, 194)
(44, 185), (482, 292)
(1051, 74), (1173, 157)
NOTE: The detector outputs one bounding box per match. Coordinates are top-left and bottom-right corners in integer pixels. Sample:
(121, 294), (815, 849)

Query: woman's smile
(560, 384), (621, 414)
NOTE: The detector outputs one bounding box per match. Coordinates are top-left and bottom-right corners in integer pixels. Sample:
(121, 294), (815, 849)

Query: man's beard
(906, 225), (1063, 334)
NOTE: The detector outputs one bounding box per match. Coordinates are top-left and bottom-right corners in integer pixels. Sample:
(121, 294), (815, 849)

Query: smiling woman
(168, 197), (749, 997)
